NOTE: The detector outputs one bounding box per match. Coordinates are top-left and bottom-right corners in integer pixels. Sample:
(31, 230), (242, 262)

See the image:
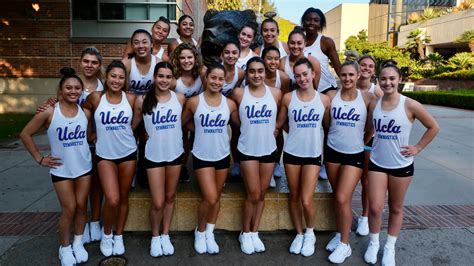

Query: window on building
(73, 0), (177, 21)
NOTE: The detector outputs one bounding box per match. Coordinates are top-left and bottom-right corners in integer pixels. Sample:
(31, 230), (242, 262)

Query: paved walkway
(0, 105), (473, 265)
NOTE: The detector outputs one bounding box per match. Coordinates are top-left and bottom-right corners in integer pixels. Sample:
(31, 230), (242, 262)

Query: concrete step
(125, 181), (336, 232)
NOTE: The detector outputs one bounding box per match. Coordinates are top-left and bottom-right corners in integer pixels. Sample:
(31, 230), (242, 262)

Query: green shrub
(431, 69), (474, 80)
(402, 90), (474, 110)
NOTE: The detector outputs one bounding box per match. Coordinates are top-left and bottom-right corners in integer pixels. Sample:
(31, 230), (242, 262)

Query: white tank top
(283, 57), (299, 91)
(284, 90), (325, 158)
(237, 85), (277, 156)
(95, 92), (137, 159)
(265, 70), (282, 90)
(304, 34), (337, 92)
(143, 91), (183, 162)
(371, 96), (413, 169)
(47, 103), (92, 178)
(222, 65), (239, 96)
(154, 46), (165, 59)
(192, 93), (231, 161)
(259, 41), (288, 58)
(175, 76), (203, 98)
(327, 89), (367, 154)
(236, 50), (255, 70)
(129, 56), (157, 95)
(368, 83), (376, 94)
(78, 79), (103, 106)
(176, 38), (198, 46)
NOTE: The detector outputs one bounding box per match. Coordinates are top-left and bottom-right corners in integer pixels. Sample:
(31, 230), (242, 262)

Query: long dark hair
(142, 61), (174, 115)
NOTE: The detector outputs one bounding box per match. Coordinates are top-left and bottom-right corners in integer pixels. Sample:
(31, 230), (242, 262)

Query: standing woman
(167, 15), (199, 55)
(280, 27), (321, 92)
(301, 7), (341, 98)
(77, 47), (105, 244)
(171, 42), (206, 182)
(236, 23), (259, 70)
(254, 15), (289, 58)
(132, 62), (185, 257)
(276, 58), (330, 256)
(229, 57), (282, 255)
(123, 29), (160, 187)
(83, 60), (137, 257)
(262, 46), (291, 184)
(324, 61), (374, 264)
(21, 68), (92, 265)
(182, 64), (239, 254)
(221, 40), (246, 97)
(221, 40), (245, 179)
(364, 62), (438, 265)
(122, 17), (171, 61)
(355, 55), (384, 237)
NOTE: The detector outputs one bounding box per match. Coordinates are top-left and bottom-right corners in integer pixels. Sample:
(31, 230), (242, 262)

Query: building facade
(0, 0), (207, 113)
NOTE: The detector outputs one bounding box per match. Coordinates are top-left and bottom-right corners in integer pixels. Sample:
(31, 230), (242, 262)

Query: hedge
(402, 90), (474, 110)
(431, 69), (474, 80)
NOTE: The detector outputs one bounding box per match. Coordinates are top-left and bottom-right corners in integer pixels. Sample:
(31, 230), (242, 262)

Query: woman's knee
(301, 197), (314, 210)
(247, 190), (261, 204)
(165, 192), (176, 204)
(369, 202), (384, 216)
(106, 194), (120, 208)
(335, 192), (350, 206)
(389, 202), (404, 216)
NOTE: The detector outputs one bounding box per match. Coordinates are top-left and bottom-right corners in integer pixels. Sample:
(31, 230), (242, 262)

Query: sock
(335, 232), (341, 238)
(385, 234), (397, 250)
(305, 228), (314, 235)
(73, 234), (83, 244)
(205, 223), (215, 234)
(369, 233), (380, 245)
(360, 216), (368, 221)
(90, 220), (100, 226)
(152, 235), (160, 241)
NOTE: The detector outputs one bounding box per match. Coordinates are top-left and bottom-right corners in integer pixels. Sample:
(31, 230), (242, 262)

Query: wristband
(38, 156), (45, 166)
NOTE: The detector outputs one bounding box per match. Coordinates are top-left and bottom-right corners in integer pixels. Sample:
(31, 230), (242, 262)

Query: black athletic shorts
(321, 86), (338, 94)
(145, 153), (184, 169)
(368, 160), (414, 177)
(193, 154), (230, 170)
(237, 149), (278, 163)
(283, 152), (322, 166)
(51, 170), (92, 183)
(324, 145), (364, 169)
(96, 150), (137, 165)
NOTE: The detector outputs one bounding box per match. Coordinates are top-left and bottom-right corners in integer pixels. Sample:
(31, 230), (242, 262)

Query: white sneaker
(239, 232), (255, 255)
(160, 234), (174, 256)
(273, 163), (283, 177)
(72, 240), (88, 263)
(230, 162), (240, 177)
(194, 228), (207, 254)
(328, 242), (352, 264)
(250, 232), (265, 252)
(100, 233), (114, 257)
(301, 232), (316, 257)
(364, 241), (380, 264)
(112, 235), (125, 256)
(382, 246), (396, 266)
(269, 176), (276, 188)
(205, 232), (219, 254)
(325, 233), (341, 252)
(59, 245), (76, 266)
(356, 217), (369, 236)
(289, 234), (304, 254)
(82, 223), (90, 244)
(150, 236), (163, 257)
(319, 165), (328, 179)
(89, 221), (102, 241)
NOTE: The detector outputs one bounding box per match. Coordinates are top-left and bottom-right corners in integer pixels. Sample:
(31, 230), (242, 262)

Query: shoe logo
(357, 162), (362, 165)
(406, 170), (411, 173)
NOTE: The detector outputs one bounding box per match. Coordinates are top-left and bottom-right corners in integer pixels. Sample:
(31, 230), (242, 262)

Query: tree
(455, 29), (474, 52)
(244, 0), (276, 16)
(448, 52), (474, 70)
(405, 29), (431, 60)
(275, 16), (296, 42)
(207, 0), (242, 11)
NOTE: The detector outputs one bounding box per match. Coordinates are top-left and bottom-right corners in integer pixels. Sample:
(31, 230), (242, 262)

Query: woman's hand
(400, 145), (421, 157)
(39, 155), (63, 168)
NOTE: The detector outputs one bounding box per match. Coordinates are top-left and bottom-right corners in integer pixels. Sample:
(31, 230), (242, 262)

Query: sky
(273, 0), (370, 24)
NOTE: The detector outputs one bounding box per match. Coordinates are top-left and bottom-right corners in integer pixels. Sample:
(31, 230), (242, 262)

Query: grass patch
(0, 113), (34, 142)
(402, 89), (474, 110)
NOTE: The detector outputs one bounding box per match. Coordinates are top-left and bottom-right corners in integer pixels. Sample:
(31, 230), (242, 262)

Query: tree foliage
(206, 0), (242, 11)
(275, 16), (296, 42)
(245, 0), (276, 16)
